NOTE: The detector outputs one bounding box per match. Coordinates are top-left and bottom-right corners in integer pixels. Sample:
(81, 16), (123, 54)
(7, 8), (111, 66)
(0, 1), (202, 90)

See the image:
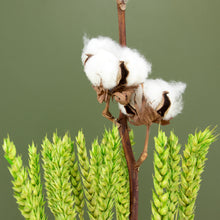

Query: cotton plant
(80, 32), (217, 220)
(82, 35), (186, 167)
(81, 36), (151, 126)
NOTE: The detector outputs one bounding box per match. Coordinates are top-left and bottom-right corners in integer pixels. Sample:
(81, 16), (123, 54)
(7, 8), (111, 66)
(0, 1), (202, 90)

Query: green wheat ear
(75, 130), (98, 219)
(151, 130), (171, 220)
(2, 126), (217, 220)
(69, 139), (85, 220)
(2, 138), (47, 220)
(42, 133), (76, 219)
(179, 127), (217, 220)
(95, 128), (118, 219)
(28, 143), (47, 220)
(167, 131), (181, 220)
(76, 125), (130, 220)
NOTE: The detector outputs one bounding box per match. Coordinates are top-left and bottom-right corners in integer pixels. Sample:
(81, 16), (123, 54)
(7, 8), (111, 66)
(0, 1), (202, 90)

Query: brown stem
(136, 125), (150, 168)
(118, 113), (139, 220)
(116, 1), (139, 219)
(117, 0), (127, 46)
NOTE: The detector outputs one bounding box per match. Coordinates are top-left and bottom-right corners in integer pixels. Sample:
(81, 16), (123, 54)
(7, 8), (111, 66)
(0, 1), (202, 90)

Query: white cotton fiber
(82, 35), (153, 90)
(81, 36), (121, 64)
(118, 103), (127, 115)
(120, 47), (152, 86)
(84, 49), (121, 89)
(143, 79), (186, 120)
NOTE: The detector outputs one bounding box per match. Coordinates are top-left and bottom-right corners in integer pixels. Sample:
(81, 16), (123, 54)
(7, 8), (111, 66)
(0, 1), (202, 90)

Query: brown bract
(93, 82), (171, 126)
(92, 84), (109, 103)
(127, 95), (168, 126)
(119, 89), (171, 127)
(84, 54), (93, 65)
(112, 85), (137, 105)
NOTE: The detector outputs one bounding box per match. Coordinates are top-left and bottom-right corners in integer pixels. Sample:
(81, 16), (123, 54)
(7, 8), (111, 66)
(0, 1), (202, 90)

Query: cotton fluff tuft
(81, 36), (121, 64)
(84, 49), (121, 89)
(143, 79), (186, 120)
(118, 103), (127, 115)
(120, 47), (152, 86)
(82, 36), (152, 88)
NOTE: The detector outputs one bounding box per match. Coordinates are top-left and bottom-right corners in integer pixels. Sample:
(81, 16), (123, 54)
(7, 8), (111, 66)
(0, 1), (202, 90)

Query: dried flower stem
(117, 0), (127, 46)
(116, 1), (139, 220)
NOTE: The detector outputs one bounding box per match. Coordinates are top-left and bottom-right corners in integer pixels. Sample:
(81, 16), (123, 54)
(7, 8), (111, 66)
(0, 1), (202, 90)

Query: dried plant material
(119, 87), (170, 127)
(117, 0), (127, 10)
(128, 95), (162, 126)
(119, 77), (186, 126)
(92, 84), (109, 104)
(113, 86), (137, 106)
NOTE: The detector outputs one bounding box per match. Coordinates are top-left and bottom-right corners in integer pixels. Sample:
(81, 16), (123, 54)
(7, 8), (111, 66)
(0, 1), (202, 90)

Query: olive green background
(0, 0), (219, 219)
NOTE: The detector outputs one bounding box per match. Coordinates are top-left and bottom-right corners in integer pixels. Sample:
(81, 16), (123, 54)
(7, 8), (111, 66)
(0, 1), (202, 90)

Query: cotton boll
(163, 81), (186, 120)
(120, 47), (152, 86)
(82, 36), (121, 64)
(82, 36), (152, 88)
(84, 49), (121, 89)
(143, 79), (186, 120)
(143, 79), (167, 110)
